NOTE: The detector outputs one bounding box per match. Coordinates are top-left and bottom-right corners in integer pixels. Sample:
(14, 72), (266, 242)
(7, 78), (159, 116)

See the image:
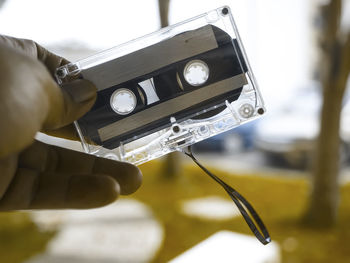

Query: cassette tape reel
(56, 6), (265, 165)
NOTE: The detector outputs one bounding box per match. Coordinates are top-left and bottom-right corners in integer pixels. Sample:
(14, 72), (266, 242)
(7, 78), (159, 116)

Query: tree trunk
(303, 0), (350, 227)
(304, 60), (345, 227)
(0, 0), (6, 8)
(158, 0), (170, 28)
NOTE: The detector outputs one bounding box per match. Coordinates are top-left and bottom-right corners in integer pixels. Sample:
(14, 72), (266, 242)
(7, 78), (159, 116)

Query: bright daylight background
(1, 1), (350, 263)
(0, 0), (313, 110)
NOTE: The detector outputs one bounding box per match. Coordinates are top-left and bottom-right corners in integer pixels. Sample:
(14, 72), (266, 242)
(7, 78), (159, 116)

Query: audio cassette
(56, 6), (265, 165)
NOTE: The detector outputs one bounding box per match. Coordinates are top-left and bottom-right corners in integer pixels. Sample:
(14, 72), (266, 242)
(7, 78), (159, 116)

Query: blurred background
(0, 0), (350, 262)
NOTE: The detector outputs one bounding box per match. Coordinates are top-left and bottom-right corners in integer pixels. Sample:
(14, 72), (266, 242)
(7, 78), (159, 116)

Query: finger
(0, 36), (97, 128)
(0, 43), (95, 158)
(92, 157), (142, 195)
(43, 78), (97, 130)
(0, 35), (69, 76)
(18, 141), (142, 195)
(34, 42), (69, 76)
(0, 168), (38, 210)
(0, 168), (120, 210)
(0, 154), (18, 200)
(32, 42), (98, 131)
(44, 124), (79, 141)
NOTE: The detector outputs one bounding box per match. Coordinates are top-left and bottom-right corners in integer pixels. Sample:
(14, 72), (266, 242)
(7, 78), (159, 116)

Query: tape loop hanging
(183, 146), (271, 245)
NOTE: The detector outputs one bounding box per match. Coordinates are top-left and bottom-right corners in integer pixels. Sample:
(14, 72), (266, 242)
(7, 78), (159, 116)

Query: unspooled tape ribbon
(183, 146), (271, 245)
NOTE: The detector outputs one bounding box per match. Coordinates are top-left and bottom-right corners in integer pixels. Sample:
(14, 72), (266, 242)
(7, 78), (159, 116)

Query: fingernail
(63, 79), (97, 103)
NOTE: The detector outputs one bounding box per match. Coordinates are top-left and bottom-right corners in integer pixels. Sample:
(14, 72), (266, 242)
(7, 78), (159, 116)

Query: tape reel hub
(110, 88), (137, 115)
(239, 103), (254, 118)
(183, 60), (209, 86)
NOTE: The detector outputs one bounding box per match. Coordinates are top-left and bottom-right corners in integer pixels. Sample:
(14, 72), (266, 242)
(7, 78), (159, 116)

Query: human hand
(0, 36), (142, 210)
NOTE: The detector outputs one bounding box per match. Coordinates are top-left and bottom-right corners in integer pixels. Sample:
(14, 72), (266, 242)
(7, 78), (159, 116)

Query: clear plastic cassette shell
(56, 6), (265, 165)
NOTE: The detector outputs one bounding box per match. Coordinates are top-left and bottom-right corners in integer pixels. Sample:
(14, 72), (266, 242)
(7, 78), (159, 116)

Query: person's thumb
(43, 79), (97, 130)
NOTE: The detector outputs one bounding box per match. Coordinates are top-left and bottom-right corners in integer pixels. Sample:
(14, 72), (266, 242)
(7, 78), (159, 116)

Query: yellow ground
(1, 160), (350, 263)
(135, 161), (350, 263)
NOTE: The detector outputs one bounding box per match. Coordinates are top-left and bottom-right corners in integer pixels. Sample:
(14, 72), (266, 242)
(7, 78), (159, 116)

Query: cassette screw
(172, 125), (180, 133)
(222, 7), (229, 15)
(258, 108), (265, 115)
(56, 68), (66, 78)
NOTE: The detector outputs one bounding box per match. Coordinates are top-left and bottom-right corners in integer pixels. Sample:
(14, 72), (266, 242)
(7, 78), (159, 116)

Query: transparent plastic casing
(56, 6), (265, 165)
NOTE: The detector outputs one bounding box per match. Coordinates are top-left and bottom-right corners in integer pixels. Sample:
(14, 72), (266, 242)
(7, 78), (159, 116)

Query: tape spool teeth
(183, 59), (210, 86)
(110, 88), (137, 115)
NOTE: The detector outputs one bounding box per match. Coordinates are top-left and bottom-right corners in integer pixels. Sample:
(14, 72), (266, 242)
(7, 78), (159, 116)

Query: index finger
(19, 140), (143, 195)
(0, 35), (69, 75)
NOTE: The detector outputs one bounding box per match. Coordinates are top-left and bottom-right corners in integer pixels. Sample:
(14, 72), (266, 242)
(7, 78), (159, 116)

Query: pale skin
(0, 35), (142, 210)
